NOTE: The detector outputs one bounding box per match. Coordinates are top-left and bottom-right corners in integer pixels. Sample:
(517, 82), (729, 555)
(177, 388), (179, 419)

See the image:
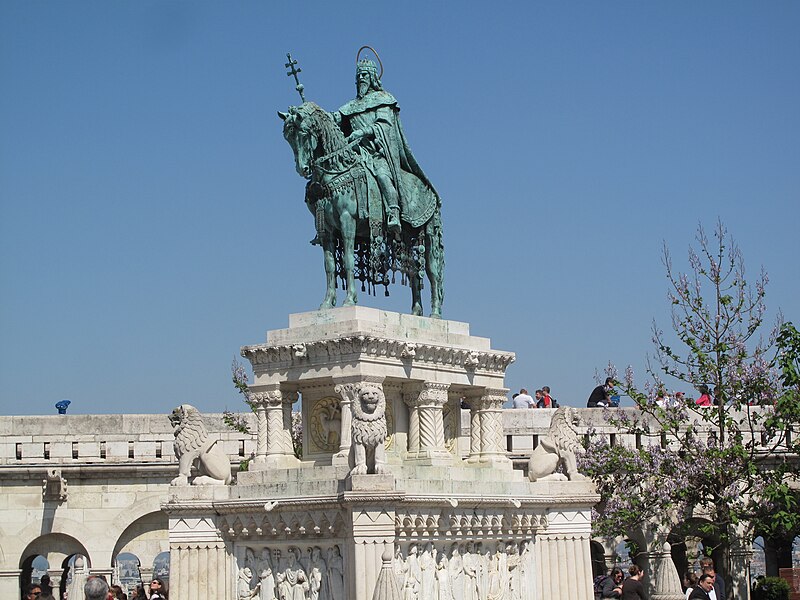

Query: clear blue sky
(1, 2), (798, 415)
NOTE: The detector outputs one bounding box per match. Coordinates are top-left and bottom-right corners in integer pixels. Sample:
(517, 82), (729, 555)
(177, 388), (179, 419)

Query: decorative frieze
(242, 337), (515, 375)
(221, 510), (346, 541)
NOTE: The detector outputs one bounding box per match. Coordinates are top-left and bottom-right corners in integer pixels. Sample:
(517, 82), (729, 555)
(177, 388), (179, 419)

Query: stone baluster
(403, 382), (451, 464)
(649, 541), (686, 600)
(466, 388), (511, 467)
(249, 384), (298, 470)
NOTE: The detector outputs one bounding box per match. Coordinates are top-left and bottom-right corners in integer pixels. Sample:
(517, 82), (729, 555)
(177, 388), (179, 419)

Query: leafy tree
(580, 222), (798, 599)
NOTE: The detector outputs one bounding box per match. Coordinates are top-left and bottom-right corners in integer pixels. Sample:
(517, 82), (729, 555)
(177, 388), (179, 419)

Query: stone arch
(19, 533), (91, 570)
(112, 511), (168, 578)
(752, 526), (800, 577)
(668, 517), (721, 580)
(109, 494), (165, 543)
(19, 535), (90, 600)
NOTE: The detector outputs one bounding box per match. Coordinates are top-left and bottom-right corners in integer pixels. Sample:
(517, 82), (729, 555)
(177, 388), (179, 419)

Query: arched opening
(114, 552), (142, 598)
(19, 554), (48, 598)
(668, 518), (721, 583)
(751, 536), (767, 580)
(19, 534), (91, 600)
(62, 554), (90, 600)
(590, 540), (607, 578)
(794, 536), (800, 569)
(754, 529), (800, 577)
(152, 551), (171, 592)
(615, 538), (640, 570)
(112, 510), (168, 594)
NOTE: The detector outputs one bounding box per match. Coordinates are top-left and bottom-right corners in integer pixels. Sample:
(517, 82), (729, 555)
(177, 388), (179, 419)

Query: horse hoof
(319, 299), (336, 310)
(343, 298), (357, 307)
(412, 304), (423, 316)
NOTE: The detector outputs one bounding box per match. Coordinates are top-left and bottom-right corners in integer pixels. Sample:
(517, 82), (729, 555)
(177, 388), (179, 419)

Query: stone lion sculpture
(527, 406), (588, 482)
(169, 404), (232, 485)
(350, 385), (389, 476)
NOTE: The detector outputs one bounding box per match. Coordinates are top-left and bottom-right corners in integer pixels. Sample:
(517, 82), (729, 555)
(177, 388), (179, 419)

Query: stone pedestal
(164, 308), (599, 600)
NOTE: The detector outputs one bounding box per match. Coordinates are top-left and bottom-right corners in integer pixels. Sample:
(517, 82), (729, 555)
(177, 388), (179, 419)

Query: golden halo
(356, 45), (383, 79)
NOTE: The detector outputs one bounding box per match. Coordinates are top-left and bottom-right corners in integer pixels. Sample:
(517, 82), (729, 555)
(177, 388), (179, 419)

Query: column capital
(248, 384), (283, 407)
(334, 377), (385, 404)
(466, 387), (508, 410)
(402, 381), (450, 408)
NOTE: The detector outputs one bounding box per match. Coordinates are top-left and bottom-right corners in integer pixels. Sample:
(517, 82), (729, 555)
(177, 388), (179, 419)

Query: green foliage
(751, 577), (791, 600)
(222, 410), (252, 435)
(581, 222), (799, 598)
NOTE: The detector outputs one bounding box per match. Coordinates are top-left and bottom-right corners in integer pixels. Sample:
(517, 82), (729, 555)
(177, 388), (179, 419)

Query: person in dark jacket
(688, 573), (715, 599)
(602, 567), (624, 598)
(621, 565), (646, 599)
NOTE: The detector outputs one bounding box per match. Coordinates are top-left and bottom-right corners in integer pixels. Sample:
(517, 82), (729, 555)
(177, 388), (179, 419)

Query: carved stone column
(333, 376), (384, 467)
(250, 395), (268, 465)
(249, 384), (299, 470)
(730, 522), (753, 600)
(537, 532), (594, 600)
(168, 515), (232, 600)
(403, 381), (451, 464)
(466, 388), (511, 467)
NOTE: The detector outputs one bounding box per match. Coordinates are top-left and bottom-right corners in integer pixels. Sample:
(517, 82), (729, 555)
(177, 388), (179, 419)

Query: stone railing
(0, 413), (257, 468)
(499, 406), (797, 467)
(1, 407), (793, 470)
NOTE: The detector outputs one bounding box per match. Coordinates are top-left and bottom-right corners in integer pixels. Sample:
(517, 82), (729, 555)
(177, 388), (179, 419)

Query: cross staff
(285, 52), (306, 102)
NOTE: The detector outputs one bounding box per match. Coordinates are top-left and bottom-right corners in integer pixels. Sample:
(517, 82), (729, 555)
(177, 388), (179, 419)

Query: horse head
(280, 102), (352, 180)
(279, 104), (315, 179)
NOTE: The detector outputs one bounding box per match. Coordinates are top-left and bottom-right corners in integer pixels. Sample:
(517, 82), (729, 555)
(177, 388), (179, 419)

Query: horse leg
(340, 213), (358, 306)
(410, 272), (423, 316)
(408, 232), (423, 316)
(425, 217), (444, 319)
(319, 236), (337, 310)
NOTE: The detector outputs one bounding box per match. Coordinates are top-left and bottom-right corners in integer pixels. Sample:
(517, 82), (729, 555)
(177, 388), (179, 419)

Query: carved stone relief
(392, 540), (536, 600)
(241, 544), (345, 600)
(309, 397), (342, 453)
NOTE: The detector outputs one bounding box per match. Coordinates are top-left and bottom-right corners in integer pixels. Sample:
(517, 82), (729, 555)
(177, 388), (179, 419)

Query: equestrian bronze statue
(279, 49), (444, 318)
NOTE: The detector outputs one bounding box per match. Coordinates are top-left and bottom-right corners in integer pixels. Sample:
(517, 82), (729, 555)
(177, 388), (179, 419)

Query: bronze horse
(280, 102), (444, 318)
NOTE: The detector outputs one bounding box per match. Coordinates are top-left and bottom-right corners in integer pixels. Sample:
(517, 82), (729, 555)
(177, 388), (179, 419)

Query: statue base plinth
(164, 308), (599, 600)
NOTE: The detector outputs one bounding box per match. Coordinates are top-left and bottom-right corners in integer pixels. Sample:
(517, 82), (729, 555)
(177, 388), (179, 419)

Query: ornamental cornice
(241, 336), (515, 374)
(394, 506), (544, 538)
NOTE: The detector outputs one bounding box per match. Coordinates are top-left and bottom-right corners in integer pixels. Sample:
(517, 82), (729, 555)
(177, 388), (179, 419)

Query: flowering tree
(579, 222), (799, 598)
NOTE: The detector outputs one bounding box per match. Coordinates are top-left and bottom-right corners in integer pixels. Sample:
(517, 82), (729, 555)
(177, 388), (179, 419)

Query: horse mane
(302, 102), (357, 163)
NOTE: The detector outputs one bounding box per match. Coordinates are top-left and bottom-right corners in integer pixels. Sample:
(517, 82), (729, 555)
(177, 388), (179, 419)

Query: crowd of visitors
(23, 576), (166, 600)
(510, 378), (721, 410)
(595, 557), (724, 600)
(510, 387), (559, 409)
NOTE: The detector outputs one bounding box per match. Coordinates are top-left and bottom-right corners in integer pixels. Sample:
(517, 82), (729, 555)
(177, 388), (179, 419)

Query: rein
(313, 142), (359, 176)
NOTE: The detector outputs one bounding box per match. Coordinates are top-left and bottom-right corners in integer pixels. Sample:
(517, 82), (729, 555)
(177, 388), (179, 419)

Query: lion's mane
(172, 404), (209, 456)
(351, 388), (387, 447)
(548, 407), (581, 453)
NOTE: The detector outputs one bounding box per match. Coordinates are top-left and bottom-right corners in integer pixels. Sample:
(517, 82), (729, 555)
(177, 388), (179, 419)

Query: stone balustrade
(0, 413), (257, 467)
